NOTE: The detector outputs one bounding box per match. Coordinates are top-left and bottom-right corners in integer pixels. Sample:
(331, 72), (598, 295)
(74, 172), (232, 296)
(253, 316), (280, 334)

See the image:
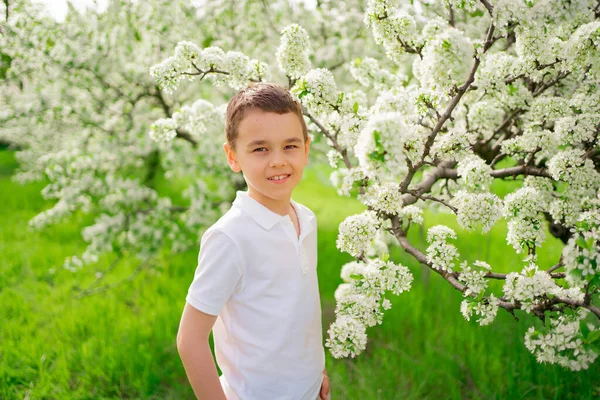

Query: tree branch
(479, 0), (494, 15)
(491, 165), (551, 179)
(304, 109), (352, 170)
(399, 22), (496, 193)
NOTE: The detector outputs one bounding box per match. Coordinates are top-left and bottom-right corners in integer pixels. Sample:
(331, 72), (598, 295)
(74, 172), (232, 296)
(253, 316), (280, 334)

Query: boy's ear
(223, 142), (241, 172)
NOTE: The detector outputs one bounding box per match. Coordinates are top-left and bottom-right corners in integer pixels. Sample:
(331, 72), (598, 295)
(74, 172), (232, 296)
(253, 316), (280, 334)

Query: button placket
(300, 244), (309, 274)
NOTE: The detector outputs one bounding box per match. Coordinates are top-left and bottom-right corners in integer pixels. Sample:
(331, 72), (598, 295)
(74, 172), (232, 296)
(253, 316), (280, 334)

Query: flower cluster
(359, 258), (413, 296)
(426, 225), (460, 272)
(501, 128), (557, 162)
(460, 294), (499, 326)
(502, 187), (547, 253)
(524, 309), (599, 371)
(548, 149), (600, 196)
(358, 181), (402, 215)
(364, 1), (420, 63)
(466, 101), (505, 135)
(336, 210), (381, 257)
(354, 112), (414, 177)
(452, 190), (502, 233)
(150, 42), (269, 93)
(503, 263), (584, 314)
(149, 118), (177, 144)
(458, 260), (492, 297)
(555, 114), (600, 146)
(330, 167), (366, 197)
(327, 256), (414, 358)
(276, 24), (311, 79)
(429, 129), (472, 162)
(326, 315), (368, 358)
(327, 150), (343, 168)
(293, 68), (339, 117)
(562, 213), (600, 287)
(413, 27), (474, 93)
(349, 57), (405, 89)
(397, 205), (424, 226)
(457, 154), (493, 192)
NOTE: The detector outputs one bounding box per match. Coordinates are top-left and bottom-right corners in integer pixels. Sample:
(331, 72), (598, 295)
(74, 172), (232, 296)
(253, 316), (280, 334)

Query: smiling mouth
(268, 174), (291, 181)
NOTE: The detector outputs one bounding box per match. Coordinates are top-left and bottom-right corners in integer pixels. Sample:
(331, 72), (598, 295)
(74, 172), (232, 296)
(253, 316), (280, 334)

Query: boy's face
(223, 109), (310, 207)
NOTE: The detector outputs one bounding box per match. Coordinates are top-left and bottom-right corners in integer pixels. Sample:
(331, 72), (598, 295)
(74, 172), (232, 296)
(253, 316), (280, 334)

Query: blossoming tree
(1, 0), (377, 286)
(149, 0), (600, 371)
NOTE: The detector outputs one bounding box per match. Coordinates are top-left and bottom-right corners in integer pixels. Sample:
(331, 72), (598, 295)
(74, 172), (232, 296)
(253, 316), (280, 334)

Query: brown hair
(225, 82), (308, 150)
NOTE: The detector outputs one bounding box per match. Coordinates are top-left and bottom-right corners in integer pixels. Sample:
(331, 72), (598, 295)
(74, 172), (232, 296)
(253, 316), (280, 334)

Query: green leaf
(297, 90), (309, 99)
(381, 253), (390, 262)
(580, 319), (591, 338)
(587, 330), (600, 344)
(202, 35), (214, 47)
(350, 273), (364, 280)
(589, 342), (600, 355)
(368, 150), (385, 162)
(353, 102), (359, 114)
(0, 53), (12, 80)
(590, 275), (600, 289)
(576, 236), (588, 249)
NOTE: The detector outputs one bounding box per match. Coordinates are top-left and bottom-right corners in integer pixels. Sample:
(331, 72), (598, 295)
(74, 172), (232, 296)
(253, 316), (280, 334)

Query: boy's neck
(247, 187), (292, 216)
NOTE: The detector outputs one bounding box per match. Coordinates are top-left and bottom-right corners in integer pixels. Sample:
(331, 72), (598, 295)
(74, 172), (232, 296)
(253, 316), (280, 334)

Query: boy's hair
(225, 82), (308, 150)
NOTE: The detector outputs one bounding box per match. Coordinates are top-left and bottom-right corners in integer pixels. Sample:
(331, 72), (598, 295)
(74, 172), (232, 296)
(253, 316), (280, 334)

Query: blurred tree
(0, 0), (380, 282)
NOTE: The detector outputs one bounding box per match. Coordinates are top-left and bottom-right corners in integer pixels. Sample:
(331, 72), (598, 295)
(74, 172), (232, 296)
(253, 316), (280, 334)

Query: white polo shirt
(186, 190), (325, 400)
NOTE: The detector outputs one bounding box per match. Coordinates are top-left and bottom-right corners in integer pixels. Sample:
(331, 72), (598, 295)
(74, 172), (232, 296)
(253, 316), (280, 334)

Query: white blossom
(358, 181), (402, 214)
(458, 260), (491, 297)
(503, 263), (584, 313)
(452, 190), (503, 233)
(277, 24), (311, 79)
(325, 315), (368, 358)
(426, 225), (460, 272)
(365, 1), (420, 63)
(457, 154), (493, 192)
(460, 294), (499, 326)
(524, 309), (598, 371)
(413, 27), (473, 93)
(293, 68), (338, 117)
(336, 210), (381, 257)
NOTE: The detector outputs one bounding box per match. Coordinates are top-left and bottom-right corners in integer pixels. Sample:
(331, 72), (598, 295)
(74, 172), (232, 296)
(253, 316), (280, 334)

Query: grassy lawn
(1, 149), (599, 399)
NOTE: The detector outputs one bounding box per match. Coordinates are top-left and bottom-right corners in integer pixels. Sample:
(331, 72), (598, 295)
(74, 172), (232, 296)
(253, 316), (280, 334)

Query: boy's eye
(253, 145), (298, 152)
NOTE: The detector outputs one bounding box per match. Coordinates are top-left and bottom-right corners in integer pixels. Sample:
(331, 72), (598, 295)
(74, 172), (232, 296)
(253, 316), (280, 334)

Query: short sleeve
(186, 228), (243, 316)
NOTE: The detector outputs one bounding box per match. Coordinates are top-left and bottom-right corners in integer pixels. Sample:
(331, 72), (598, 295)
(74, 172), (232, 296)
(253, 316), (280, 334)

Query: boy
(177, 82), (331, 400)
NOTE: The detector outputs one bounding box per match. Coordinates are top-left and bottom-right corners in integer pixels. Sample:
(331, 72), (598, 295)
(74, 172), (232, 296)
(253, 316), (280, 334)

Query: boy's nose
(269, 152), (287, 168)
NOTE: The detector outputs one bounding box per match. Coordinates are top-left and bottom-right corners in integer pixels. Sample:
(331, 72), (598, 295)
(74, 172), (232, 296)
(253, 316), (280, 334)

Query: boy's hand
(319, 368), (330, 400)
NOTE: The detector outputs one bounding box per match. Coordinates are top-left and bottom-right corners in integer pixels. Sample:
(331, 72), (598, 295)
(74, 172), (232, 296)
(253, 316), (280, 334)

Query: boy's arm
(177, 302), (227, 400)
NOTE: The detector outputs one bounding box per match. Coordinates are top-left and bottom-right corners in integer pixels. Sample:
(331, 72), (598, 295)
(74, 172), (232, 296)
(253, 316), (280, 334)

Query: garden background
(2, 0), (600, 398)
(2, 147), (599, 399)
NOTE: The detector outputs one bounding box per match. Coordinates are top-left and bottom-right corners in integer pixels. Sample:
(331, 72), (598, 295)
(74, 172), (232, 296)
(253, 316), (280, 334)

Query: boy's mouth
(268, 174), (291, 183)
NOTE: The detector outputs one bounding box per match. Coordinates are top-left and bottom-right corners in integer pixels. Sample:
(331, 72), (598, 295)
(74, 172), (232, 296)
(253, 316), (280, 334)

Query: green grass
(1, 149), (599, 399)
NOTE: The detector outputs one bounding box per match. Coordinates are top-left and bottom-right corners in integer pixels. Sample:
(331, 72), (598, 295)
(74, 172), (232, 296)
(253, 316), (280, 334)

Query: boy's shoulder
(206, 204), (249, 237)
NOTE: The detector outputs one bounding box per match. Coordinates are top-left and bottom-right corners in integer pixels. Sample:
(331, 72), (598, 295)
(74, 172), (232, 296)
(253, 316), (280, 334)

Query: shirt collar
(232, 190), (314, 232)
